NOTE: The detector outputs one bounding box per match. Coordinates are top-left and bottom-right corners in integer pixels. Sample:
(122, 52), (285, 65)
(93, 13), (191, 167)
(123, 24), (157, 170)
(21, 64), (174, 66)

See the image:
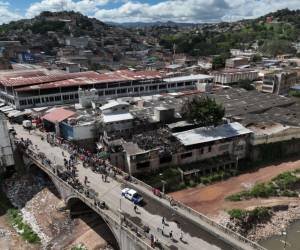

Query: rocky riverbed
(218, 202), (300, 242)
(1, 172), (114, 250)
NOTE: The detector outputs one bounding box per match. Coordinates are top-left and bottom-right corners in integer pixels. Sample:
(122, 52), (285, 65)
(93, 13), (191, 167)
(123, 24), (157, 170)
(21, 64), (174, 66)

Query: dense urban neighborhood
(2, 7), (300, 250)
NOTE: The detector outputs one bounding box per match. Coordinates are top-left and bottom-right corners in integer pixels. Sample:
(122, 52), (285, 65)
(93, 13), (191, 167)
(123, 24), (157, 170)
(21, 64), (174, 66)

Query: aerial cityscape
(1, 1), (300, 250)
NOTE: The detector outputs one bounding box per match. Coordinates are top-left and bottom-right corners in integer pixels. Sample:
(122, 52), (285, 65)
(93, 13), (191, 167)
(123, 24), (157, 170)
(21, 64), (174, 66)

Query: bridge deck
(12, 123), (265, 250)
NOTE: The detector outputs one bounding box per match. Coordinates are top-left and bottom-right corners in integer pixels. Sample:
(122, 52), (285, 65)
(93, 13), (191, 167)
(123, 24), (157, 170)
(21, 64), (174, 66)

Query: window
(27, 99), (33, 105)
(136, 161), (150, 169)
(34, 98), (40, 104)
(70, 94), (74, 100)
(20, 100), (27, 106)
(208, 146), (212, 152)
(159, 84), (166, 89)
(181, 152), (193, 159)
(49, 97), (54, 102)
(75, 93), (79, 99)
(177, 82), (184, 87)
(55, 96), (61, 101)
(219, 144), (229, 151)
(199, 148), (204, 154)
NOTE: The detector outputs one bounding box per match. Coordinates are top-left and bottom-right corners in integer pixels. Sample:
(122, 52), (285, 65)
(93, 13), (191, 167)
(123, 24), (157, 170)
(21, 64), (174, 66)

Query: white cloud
(94, 0), (300, 23)
(26, 0), (110, 18)
(0, 4), (21, 24)
(1, 0), (300, 24)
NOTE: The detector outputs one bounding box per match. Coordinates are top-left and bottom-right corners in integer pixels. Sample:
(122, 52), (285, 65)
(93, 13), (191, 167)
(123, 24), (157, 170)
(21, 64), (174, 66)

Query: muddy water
(260, 220), (300, 250)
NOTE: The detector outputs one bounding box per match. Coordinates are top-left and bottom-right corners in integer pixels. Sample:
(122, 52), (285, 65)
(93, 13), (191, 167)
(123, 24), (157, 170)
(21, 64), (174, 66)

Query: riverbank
(1, 171), (114, 250)
(218, 202), (300, 242)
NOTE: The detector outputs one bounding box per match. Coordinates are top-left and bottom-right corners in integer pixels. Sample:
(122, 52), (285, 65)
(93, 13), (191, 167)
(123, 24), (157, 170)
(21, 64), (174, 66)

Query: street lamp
(159, 173), (166, 193)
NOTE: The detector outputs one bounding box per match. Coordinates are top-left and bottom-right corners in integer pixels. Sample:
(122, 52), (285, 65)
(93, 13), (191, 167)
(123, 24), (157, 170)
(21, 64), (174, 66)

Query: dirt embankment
(1, 173), (113, 250)
(170, 158), (300, 217)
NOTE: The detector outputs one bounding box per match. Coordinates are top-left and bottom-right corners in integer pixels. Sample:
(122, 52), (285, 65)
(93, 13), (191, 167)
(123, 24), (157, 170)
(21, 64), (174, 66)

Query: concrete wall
(0, 117), (14, 171)
(250, 127), (300, 146)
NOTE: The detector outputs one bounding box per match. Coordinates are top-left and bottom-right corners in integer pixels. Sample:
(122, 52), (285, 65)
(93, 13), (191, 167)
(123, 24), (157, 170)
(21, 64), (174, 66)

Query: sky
(0, 0), (300, 24)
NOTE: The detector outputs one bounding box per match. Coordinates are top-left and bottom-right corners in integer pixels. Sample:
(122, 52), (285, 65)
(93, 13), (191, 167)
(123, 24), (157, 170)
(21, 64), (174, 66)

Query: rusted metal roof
(14, 70), (164, 92)
(41, 107), (75, 123)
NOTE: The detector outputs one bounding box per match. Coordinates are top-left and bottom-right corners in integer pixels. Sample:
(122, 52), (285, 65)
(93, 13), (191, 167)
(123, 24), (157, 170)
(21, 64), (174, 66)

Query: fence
(26, 135), (266, 250)
(21, 145), (169, 250)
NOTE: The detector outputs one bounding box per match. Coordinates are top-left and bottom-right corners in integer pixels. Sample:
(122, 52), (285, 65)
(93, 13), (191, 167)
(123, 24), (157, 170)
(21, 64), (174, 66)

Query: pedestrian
(134, 205), (138, 213)
(169, 230), (173, 240)
(62, 151), (64, 157)
(162, 216), (165, 225)
(101, 174), (104, 181)
(150, 234), (154, 247)
(180, 231), (183, 241)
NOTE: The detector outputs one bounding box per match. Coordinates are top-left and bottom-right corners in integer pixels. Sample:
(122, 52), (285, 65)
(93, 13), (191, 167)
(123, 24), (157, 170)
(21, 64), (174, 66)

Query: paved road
(12, 124), (249, 250)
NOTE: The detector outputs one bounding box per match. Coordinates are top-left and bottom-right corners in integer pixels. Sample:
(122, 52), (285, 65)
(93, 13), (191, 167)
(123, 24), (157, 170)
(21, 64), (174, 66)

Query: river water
(260, 220), (300, 250)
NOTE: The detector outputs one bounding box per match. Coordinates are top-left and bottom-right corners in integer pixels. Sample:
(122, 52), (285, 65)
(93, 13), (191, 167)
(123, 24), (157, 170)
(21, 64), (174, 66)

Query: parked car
(121, 188), (143, 205)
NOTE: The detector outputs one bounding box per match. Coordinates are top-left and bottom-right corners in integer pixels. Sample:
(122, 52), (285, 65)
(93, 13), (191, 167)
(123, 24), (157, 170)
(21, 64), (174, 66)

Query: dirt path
(170, 158), (300, 218)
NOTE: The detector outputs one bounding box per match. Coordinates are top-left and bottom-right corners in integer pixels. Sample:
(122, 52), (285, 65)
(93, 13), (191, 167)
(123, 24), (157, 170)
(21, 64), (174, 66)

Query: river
(260, 220), (300, 250)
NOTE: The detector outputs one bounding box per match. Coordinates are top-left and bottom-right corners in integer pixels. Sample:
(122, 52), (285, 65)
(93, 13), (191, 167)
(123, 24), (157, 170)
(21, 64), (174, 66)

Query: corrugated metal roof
(103, 113), (134, 123)
(14, 70), (164, 92)
(0, 71), (100, 87)
(173, 122), (252, 146)
(41, 108), (75, 123)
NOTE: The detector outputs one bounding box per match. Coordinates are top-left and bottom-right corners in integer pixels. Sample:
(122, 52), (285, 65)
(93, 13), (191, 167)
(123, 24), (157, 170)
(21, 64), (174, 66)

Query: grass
(226, 170), (300, 201)
(71, 244), (87, 250)
(7, 209), (40, 244)
(228, 207), (271, 221)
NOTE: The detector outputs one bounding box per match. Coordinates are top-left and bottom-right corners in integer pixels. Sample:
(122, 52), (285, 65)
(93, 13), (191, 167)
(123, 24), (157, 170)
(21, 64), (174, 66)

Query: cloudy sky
(0, 0), (299, 24)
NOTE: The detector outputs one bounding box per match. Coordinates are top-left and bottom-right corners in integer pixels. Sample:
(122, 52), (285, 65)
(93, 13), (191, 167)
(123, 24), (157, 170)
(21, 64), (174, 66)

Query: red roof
(0, 71), (100, 87)
(15, 70), (164, 92)
(42, 108), (75, 123)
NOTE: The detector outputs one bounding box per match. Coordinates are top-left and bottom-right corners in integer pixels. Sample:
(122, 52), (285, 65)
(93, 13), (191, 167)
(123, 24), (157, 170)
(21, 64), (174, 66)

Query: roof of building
(102, 113), (134, 123)
(12, 70), (164, 92)
(246, 122), (297, 136)
(173, 122), (252, 146)
(164, 74), (214, 83)
(122, 142), (145, 155)
(100, 100), (129, 111)
(42, 108), (75, 123)
(211, 68), (258, 74)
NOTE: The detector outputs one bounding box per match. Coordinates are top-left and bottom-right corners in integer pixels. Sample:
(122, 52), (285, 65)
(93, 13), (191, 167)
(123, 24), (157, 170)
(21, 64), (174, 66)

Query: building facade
(261, 71), (298, 95)
(211, 69), (258, 85)
(0, 70), (214, 110)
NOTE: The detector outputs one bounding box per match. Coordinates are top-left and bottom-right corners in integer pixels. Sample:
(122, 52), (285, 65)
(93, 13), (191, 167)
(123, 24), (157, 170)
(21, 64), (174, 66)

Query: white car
(121, 188), (143, 205)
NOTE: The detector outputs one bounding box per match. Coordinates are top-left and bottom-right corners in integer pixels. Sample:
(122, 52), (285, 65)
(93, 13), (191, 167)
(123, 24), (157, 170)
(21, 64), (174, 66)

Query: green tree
(251, 54), (262, 62)
(181, 97), (225, 126)
(260, 39), (296, 57)
(237, 79), (255, 91)
(212, 54), (227, 70)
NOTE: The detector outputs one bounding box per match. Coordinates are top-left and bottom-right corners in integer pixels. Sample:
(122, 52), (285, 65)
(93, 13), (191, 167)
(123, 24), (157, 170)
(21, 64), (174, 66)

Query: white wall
(0, 118), (14, 168)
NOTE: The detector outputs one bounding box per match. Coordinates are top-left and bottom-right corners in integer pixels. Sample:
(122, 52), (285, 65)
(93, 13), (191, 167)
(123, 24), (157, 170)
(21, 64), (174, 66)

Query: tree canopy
(181, 97), (225, 127)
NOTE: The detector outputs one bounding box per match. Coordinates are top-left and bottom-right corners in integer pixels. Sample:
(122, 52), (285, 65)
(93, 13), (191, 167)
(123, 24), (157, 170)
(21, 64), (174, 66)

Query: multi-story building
(225, 57), (249, 68)
(0, 69), (214, 110)
(261, 71), (298, 95)
(211, 68), (258, 85)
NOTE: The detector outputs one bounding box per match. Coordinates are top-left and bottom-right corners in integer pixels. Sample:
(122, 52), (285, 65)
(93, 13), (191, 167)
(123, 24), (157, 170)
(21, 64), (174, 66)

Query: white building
(211, 69), (258, 85)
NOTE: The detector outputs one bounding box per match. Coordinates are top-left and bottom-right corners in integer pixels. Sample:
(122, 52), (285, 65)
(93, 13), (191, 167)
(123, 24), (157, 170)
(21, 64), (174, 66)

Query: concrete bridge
(14, 124), (266, 250)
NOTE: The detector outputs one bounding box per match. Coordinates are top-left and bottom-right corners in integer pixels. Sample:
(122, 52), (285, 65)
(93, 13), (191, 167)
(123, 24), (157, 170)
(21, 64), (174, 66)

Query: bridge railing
(104, 164), (266, 250)
(21, 145), (170, 250)
(25, 136), (266, 250)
